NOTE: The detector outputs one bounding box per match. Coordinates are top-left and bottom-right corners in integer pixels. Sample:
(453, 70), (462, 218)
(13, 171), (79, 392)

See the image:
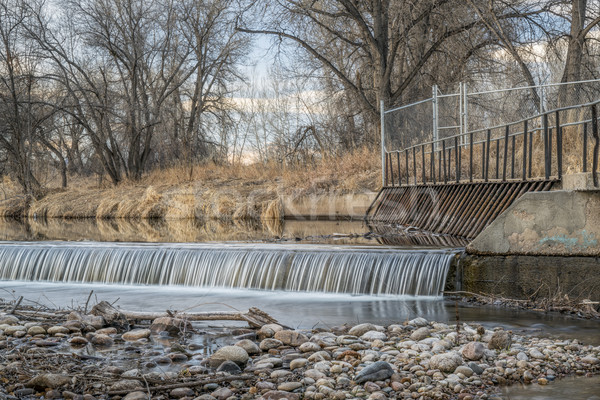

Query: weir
(0, 242), (459, 296)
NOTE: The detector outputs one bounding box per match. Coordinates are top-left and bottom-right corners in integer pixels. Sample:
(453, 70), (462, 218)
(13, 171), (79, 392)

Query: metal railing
(382, 99), (600, 187)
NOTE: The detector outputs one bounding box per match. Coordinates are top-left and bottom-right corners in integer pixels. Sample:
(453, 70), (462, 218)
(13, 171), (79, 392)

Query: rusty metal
(396, 151), (401, 186)
(503, 126), (509, 181)
(592, 105), (599, 187)
(583, 122), (588, 173)
(522, 120), (528, 180)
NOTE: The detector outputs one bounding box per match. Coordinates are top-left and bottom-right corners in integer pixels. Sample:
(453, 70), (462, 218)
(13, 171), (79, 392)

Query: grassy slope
(0, 148), (380, 220)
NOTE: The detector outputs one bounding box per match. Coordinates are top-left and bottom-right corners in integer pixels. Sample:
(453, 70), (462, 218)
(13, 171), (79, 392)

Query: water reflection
(0, 217), (467, 246)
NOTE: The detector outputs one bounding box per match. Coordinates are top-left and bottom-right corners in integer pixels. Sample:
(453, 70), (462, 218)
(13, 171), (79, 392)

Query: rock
(488, 330), (511, 350)
(216, 360), (242, 374)
(235, 339), (260, 354)
(274, 330), (309, 347)
(429, 352), (463, 372)
(91, 334), (114, 347)
(410, 327), (431, 341)
(257, 323), (283, 340)
(0, 315), (19, 325)
(538, 378), (548, 385)
(349, 323), (378, 337)
(454, 366), (474, 377)
(96, 327), (117, 335)
(260, 338), (283, 351)
(121, 369), (141, 378)
(69, 336), (89, 346)
(27, 326), (46, 336)
(290, 358), (308, 370)
(47, 325), (70, 335)
(170, 387), (195, 398)
(278, 382), (302, 391)
(408, 317), (429, 327)
(26, 374), (71, 390)
(517, 352), (529, 361)
(109, 380), (143, 391)
(262, 390), (300, 400)
(122, 329), (151, 341)
(462, 342), (485, 361)
(150, 317), (191, 335)
(304, 369), (327, 380)
(581, 356), (599, 365)
(67, 311), (105, 329)
(209, 345), (249, 367)
(122, 392), (147, 400)
(299, 342), (321, 352)
(211, 387), (234, 400)
(355, 361), (394, 383)
(4, 325), (26, 335)
(360, 331), (387, 341)
(467, 362), (484, 375)
(529, 349), (545, 360)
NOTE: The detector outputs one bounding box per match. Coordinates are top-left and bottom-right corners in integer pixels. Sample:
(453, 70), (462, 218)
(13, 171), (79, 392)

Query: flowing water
(0, 218), (598, 399)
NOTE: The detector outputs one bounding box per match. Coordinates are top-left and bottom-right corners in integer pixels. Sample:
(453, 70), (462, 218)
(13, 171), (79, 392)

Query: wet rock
(408, 317), (429, 327)
(290, 358), (308, 370)
(168, 352), (189, 362)
(274, 330), (309, 347)
(122, 392), (147, 400)
(529, 349), (545, 360)
(304, 369), (327, 380)
(209, 345), (249, 367)
(211, 387), (234, 400)
(4, 326), (26, 335)
(361, 331), (387, 341)
(462, 342), (485, 361)
(150, 317), (191, 335)
(67, 311), (105, 329)
(262, 390), (300, 400)
(0, 315), (20, 325)
(429, 352), (463, 372)
(278, 382), (302, 391)
(26, 374), (71, 390)
(96, 327), (117, 335)
(299, 342), (321, 353)
(260, 338), (283, 351)
(349, 323), (378, 337)
(69, 336), (88, 346)
(257, 323), (283, 340)
(455, 365), (474, 377)
(170, 387), (195, 398)
(488, 330), (511, 350)
(410, 327), (431, 341)
(90, 334), (114, 347)
(235, 339), (260, 354)
(216, 360), (242, 374)
(27, 326), (46, 336)
(15, 389), (36, 397)
(122, 328), (151, 341)
(581, 356), (599, 365)
(355, 361), (394, 383)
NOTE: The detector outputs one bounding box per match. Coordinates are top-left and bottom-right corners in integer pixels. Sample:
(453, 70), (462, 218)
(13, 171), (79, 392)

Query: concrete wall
(456, 254), (600, 302)
(467, 189), (600, 256)
(282, 191), (377, 220)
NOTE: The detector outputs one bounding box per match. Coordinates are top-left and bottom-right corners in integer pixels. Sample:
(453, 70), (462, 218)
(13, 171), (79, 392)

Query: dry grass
(0, 147), (380, 221)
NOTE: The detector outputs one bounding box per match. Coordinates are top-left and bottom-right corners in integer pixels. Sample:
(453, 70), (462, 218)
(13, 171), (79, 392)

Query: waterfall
(0, 242), (459, 296)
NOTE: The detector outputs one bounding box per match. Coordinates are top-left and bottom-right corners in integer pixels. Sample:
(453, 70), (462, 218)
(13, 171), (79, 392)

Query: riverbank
(0, 149), (379, 222)
(1, 297), (599, 400)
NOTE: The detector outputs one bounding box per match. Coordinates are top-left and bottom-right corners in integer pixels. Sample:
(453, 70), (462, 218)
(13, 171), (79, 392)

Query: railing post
(522, 120), (528, 180)
(396, 151), (401, 186)
(469, 131), (474, 182)
(485, 129), (491, 182)
(380, 100), (386, 187)
(455, 136), (460, 183)
(413, 147), (417, 185)
(388, 152), (394, 186)
(432, 85), (439, 147)
(431, 142), (436, 184)
(592, 104), (599, 187)
(511, 135), (516, 180)
(421, 145), (426, 184)
(442, 140), (447, 184)
(503, 125), (509, 181)
(556, 110), (562, 180)
(544, 113), (550, 180)
(583, 122), (588, 173)
(405, 149), (409, 185)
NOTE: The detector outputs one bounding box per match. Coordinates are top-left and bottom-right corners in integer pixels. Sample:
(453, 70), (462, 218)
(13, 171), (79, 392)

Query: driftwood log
(91, 301), (280, 328)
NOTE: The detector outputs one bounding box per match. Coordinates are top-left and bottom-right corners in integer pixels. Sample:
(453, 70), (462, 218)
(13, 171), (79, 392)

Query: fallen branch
(9, 296), (23, 314)
(91, 301), (280, 328)
(102, 374), (254, 395)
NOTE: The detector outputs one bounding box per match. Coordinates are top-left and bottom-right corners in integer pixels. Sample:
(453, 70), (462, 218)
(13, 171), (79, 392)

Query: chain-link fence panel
(384, 99), (433, 151)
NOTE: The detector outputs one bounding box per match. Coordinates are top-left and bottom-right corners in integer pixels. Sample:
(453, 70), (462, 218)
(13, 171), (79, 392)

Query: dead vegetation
(0, 148), (380, 221)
